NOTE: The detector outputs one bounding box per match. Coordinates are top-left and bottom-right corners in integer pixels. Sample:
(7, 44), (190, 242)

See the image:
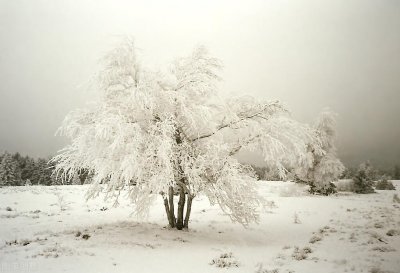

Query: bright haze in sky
(0, 0), (399, 168)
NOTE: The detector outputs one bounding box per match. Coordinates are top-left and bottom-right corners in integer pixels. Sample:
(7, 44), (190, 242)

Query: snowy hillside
(1, 181), (399, 273)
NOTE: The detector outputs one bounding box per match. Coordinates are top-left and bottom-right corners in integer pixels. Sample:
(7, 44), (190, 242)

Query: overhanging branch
(228, 134), (261, 156)
(191, 101), (281, 142)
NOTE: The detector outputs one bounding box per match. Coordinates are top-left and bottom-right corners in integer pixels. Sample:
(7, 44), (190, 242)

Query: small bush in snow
(309, 181), (337, 195)
(302, 246), (312, 253)
(6, 239), (31, 246)
(292, 246), (311, 260)
(375, 176), (395, 190)
(210, 252), (239, 268)
(352, 163), (375, 194)
(5, 239), (18, 246)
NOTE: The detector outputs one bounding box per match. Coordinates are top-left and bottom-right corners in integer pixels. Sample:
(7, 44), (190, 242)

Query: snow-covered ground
(1, 181), (399, 273)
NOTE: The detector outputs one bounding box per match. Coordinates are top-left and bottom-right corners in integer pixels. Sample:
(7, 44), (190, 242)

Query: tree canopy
(53, 39), (323, 228)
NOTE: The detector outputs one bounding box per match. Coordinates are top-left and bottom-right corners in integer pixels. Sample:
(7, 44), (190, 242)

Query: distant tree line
(1, 150), (399, 187)
(0, 151), (90, 186)
(251, 161), (400, 182)
(340, 163), (400, 181)
(252, 161), (398, 194)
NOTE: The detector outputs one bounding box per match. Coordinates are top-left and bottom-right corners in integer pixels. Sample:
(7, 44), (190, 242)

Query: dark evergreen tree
(21, 156), (36, 181)
(34, 158), (54, 186)
(363, 161), (378, 181)
(340, 167), (356, 179)
(0, 152), (20, 186)
(353, 162), (375, 194)
(11, 152), (25, 185)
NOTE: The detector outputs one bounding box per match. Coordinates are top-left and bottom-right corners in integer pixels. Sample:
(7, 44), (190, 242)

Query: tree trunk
(168, 186), (176, 228)
(163, 189), (194, 230)
(163, 197), (174, 228)
(176, 188), (186, 230)
(183, 194), (193, 229)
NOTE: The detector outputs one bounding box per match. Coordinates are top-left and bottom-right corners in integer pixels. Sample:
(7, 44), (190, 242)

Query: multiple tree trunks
(163, 185), (194, 230)
(163, 129), (194, 230)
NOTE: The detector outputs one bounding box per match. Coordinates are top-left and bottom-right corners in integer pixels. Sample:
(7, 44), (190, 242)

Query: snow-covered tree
(295, 109), (345, 195)
(53, 39), (314, 230)
(0, 152), (20, 186)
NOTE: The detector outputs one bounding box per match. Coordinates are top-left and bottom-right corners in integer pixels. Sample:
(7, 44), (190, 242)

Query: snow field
(0, 181), (399, 273)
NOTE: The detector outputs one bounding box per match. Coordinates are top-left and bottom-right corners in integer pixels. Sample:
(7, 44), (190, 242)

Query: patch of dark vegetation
(5, 237), (47, 247)
(81, 234), (90, 240)
(292, 246), (312, 260)
(353, 162), (375, 194)
(210, 252), (239, 268)
(371, 246), (396, 252)
(375, 176), (395, 190)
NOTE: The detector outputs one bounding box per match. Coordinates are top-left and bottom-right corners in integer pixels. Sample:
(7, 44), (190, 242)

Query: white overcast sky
(0, 0), (399, 168)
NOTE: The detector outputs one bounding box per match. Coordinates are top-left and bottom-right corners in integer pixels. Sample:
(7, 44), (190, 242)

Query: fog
(0, 0), (399, 168)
